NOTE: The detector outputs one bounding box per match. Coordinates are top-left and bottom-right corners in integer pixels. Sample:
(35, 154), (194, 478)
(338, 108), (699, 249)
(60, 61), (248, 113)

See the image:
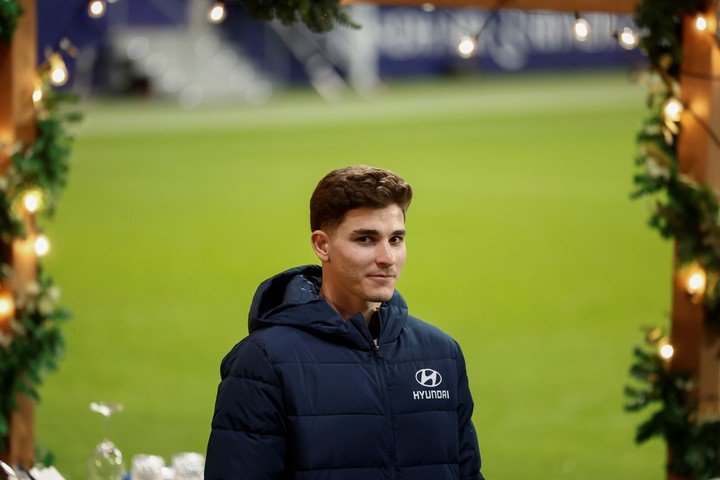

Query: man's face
(315, 204), (407, 306)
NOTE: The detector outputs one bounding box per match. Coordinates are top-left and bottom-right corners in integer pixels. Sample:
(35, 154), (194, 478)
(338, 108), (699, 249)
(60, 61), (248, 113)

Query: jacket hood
(248, 265), (408, 350)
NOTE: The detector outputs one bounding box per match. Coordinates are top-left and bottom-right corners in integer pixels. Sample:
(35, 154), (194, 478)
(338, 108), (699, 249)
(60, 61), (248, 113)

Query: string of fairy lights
(1, 2), (139, 323)
(42, 0), (241, 104)
(632, 11), (717, 365)
(659, 262), (713, 363)
(0, 2), (106, 333)
(443, 7), (642, 57)
(629, 7), (720, 369)
(645, 13), (720, 364)
(0, 177), (51, 327)
(39, 4), (719, 89)
(0, 0), (112, 325)
(201, 0), (640, 59)
(37, 0), (113, 89)
(42, 0), (685, 92)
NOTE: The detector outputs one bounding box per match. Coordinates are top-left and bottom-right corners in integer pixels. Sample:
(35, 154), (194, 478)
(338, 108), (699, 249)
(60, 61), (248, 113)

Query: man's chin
(367, 290), (394, 303)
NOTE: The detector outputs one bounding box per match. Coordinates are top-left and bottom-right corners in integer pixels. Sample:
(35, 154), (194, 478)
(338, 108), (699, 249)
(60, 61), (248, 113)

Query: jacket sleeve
(455, 341), (485, 480)
(205, 339), (287, 480)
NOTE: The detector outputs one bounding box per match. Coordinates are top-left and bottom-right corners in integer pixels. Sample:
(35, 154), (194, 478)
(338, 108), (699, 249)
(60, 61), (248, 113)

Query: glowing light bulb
(618, 27), (638, 50)
(695, 15), (708, 32)
(88, 0), (106, 18)
(456, 35), (477, 59)
(421, 3), (436, 12)
(687, 272), (706, 294)
(51, 68), (66, 85)
(22, 190), (42, 214)
(48, 53), (68, 87)
(663, 97), (683, 122)
(573, 17), (590, 42)
(207, 2), (226, 24)
(51, 68), (67, 86)
(32, 88), (42, 106)
(659, 344), (674, 360)
(0, 294), (14, 318)
(681, 262), (707, 297)
(34, 235), (50, 257)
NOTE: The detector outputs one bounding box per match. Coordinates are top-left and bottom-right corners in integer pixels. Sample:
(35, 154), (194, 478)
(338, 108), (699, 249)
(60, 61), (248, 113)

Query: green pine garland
(0, 88), (78, 449)
(0, 0), (21, 43)
(632, 0), (720, 317)
(627, 0), (720, 477)
(240, 0), (358, 33)
(626, 329), (720, 479)
(0, 272), (71, 445)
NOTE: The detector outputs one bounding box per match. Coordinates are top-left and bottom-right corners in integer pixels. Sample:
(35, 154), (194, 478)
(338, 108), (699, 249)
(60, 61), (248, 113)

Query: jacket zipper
(371, 340), (398, 479)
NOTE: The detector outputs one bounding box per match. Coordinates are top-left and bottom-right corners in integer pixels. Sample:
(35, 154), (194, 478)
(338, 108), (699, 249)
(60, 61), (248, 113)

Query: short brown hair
(310, 166), (413, 231)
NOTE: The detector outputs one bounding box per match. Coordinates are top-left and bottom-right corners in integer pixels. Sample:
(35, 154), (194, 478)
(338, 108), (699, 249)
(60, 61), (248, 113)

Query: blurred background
(32, 0), (669, 478)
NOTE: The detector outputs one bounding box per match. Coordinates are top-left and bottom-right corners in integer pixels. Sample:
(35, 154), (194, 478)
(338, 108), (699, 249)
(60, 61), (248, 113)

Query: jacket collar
(248, 265), (408, 349)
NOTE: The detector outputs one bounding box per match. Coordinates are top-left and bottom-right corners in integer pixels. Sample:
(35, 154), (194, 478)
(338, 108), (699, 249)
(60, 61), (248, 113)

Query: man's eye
(356, 237), (370, 243)
(390, 236), (404, 244)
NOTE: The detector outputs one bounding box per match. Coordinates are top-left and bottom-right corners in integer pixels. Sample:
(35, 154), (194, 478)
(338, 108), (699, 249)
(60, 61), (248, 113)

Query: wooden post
(674, 10), (720, 415)
(668, 8), (720, 480)
(0, 0), (37, 469)
(0, 0), (36, 162)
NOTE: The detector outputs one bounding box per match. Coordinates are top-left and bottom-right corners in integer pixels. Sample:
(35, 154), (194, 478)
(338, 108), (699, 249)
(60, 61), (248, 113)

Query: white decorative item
(0, 461), (16, 480)
(131, 455), (165, 480)
(171, 453), (204, 480)
(87, 402), (125, 480)
(28, 466), (66, 480)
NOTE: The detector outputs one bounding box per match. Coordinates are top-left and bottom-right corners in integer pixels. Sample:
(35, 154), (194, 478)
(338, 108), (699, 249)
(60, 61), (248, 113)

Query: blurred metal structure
(103, 0), (272, 105)
(269, 21), (350, 100)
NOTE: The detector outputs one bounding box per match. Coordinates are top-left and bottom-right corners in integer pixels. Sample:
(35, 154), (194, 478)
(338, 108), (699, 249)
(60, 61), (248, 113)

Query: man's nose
(375, 242), (395, 266)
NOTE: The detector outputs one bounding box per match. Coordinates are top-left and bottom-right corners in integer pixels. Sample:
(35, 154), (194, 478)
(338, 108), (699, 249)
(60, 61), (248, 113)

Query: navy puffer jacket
(205, 265), (484, 480)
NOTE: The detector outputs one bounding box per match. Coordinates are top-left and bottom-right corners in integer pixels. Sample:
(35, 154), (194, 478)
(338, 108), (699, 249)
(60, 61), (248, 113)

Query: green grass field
(34, 70), (670, 479)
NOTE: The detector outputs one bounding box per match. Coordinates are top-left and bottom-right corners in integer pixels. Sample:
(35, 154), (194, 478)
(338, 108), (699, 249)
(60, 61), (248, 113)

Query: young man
(205, 166), (484, 480)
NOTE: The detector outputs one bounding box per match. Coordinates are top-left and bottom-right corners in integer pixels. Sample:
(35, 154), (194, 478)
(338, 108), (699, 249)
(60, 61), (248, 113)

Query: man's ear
(311, 230), (330, 262)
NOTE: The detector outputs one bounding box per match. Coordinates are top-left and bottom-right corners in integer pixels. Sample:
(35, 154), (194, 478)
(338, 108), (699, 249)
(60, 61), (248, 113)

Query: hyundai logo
(415, 368), (442, 388)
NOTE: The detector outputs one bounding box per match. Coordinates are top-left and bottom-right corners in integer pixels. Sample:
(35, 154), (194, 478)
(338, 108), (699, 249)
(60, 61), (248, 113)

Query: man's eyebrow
(350, 229), (406, 236)
(351, 229), (379, 236)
